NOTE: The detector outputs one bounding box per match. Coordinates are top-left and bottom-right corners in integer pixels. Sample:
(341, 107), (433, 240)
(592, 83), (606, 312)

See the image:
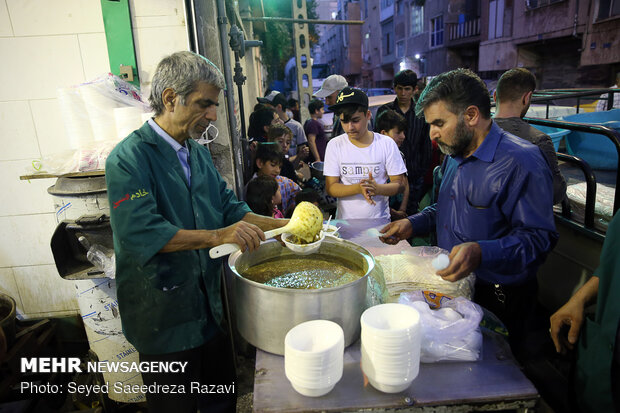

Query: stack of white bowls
(284, 320), (345, 397)
(361, 303), (421, 393)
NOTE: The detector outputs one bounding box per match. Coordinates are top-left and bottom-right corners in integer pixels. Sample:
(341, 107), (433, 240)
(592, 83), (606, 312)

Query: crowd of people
(103, 50), (619, 413)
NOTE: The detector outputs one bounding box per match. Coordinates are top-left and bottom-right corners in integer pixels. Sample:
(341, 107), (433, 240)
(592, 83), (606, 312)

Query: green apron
(575, 212), (620, 412)
(106, 123), (250, 355)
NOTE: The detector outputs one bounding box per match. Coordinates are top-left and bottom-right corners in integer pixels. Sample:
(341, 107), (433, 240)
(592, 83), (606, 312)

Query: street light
(414, 53), (426, 76)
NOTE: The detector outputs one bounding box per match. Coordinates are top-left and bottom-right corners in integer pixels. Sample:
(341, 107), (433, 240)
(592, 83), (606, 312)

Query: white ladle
(209, 201), (323, 259)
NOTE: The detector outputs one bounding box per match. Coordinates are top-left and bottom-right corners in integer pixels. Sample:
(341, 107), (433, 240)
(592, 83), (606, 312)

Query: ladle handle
(208, 243), (240, 259)
(263, 227), (287, 239)
(208, 226), (288, 259)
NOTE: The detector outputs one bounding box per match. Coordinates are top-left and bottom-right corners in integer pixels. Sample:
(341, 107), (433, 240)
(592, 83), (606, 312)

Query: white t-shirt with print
(324, 132), (407, 219)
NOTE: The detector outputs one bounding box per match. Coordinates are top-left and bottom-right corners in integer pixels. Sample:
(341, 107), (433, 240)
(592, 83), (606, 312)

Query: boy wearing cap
(257, 91), (309, 160)
(324, 87), (407, 220)
(315, 74), (348, 138)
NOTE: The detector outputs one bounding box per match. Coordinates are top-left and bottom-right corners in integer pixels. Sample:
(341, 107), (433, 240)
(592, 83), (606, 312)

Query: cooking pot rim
(228, 239), (375, 293)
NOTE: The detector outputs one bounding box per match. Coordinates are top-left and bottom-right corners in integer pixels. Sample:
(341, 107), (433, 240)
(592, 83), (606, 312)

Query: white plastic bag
(399, 290), (483, 362)
(376, 246), (476, 301)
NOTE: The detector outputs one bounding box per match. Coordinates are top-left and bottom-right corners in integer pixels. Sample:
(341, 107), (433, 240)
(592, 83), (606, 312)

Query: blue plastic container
(532, 125), (571, 151)
(560, 109), (620, 170)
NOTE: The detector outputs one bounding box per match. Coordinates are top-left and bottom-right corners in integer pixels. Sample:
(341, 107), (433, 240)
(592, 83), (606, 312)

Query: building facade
(479, 0), (619, 87)
(317, 0), (363, 85)
(336, 0), (619, 88)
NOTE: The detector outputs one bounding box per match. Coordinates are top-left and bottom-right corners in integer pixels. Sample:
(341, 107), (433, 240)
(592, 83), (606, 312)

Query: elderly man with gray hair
(106, 51), (286, 413)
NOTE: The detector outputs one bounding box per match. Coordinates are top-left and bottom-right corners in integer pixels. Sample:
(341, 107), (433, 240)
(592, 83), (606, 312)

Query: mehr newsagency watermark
(19, 357), (235, 396)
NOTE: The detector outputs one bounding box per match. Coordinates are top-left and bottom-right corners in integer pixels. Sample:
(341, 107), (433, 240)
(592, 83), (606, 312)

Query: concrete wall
(479, 0), (589, 72)
(343, 1), (362, 82)
(0, 0), (189, 319)
(581, 16), (620, 66)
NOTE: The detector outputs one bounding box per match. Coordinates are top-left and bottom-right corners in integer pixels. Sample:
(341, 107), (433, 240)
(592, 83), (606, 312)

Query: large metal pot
(228, 237), (374, 355)
(310, 161), (324, 180)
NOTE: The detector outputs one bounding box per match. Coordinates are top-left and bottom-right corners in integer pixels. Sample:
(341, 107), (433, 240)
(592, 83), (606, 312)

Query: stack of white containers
(361, 303), (422, 393)
(284, 320), (345, 397)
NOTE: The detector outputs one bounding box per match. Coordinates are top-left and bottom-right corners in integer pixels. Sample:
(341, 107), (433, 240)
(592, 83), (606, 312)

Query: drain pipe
(216, 0), (246, 197)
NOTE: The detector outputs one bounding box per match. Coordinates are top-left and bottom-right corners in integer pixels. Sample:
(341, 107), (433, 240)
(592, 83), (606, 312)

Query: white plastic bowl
(361, 303), (421, 336)
(367, 377), (411, 393)
(284, 320), (344, 397)
(291, 382), (335, 397)
(285, 319), (344, 354)
(360, 304), (421, 394)
(282, 231), (325, 255)
(324, 224), (340, 237)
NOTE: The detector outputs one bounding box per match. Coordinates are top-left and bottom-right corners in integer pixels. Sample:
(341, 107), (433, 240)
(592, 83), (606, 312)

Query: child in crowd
(324, 88), (407, 219)
(246, 175), (284, 218)
(284, 189), (322, 218)
(375, 109), (410, 221)
(252, 143), (301, 213)
(304, 99), (328, 162)
(267, 123), (301, 183)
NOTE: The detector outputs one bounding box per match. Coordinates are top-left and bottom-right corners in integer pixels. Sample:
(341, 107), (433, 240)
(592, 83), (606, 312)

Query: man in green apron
(106, 51), (286, 413)
(550, 212), (620, 412)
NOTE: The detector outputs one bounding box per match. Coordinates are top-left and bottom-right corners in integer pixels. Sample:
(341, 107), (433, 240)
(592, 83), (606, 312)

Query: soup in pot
(241, 254), (365, 289)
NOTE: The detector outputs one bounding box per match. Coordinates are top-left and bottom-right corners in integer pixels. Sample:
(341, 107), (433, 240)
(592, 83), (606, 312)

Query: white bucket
(50, 175), (145, 403)
(74, 279), (146, 403)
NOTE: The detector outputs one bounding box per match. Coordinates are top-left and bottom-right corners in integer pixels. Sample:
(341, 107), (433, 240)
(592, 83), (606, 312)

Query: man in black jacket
(377, 70), (431, 214)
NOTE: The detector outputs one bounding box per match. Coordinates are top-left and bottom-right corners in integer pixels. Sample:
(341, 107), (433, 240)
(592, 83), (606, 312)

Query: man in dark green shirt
(106, 51), (285, 413)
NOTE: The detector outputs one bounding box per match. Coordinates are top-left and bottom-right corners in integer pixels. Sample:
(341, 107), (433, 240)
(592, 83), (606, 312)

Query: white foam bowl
(291, 382), (336, 397)
(282, 231), (325, 255)
(361, 303), (421, 337)
(324, 224), (340, 237)
(285, 320), (344, 354)
(367, 377), (412, 393)
(284, 320), (344, 397)
(360, 304), (421, 394)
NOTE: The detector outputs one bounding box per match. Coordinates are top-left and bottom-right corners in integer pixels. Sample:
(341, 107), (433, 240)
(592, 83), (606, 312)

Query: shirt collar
(453, 121), (502, 164)
(147, 118), (188, 153)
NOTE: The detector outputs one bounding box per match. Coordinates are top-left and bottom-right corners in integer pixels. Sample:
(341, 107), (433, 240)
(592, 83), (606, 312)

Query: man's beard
(437, 117), (474, 157)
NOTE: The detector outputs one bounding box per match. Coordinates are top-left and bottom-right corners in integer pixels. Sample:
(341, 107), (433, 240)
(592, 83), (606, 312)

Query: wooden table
(251, 218), (539, 412)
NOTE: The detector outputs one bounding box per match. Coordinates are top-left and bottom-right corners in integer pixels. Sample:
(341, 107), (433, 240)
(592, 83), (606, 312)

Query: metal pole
(292, 0), (314, 124)
(216, 0), (246, 197)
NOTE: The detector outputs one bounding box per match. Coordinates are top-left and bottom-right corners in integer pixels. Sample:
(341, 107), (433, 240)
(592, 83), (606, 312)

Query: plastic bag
(376, 246), (476, 301)
(58, 73), (149, 147)
(24, 74), (151, 177)
(26, 140), (119, 175)
(399, 290), (483, 362)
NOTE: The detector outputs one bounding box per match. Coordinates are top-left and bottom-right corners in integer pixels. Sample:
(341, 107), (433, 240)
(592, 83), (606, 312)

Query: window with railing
(525, 0), (565, 9)
(597, 0), (620, 19)
(488, 0), (504, 39)
(382, 20), (394, 55)
(430, 15), (444, 47)
(411, 5), (424, 35)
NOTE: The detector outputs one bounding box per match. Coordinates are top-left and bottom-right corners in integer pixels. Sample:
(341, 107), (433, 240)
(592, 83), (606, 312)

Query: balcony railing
(380, 4), (394, 22)
(447, 18), (480, 42)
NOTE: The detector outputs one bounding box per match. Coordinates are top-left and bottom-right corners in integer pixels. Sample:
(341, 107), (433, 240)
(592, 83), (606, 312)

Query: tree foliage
(258, 0), (318, 84)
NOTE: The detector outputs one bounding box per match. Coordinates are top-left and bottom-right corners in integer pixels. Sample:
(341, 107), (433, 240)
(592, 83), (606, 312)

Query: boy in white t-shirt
(324, 87), (407, 219)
